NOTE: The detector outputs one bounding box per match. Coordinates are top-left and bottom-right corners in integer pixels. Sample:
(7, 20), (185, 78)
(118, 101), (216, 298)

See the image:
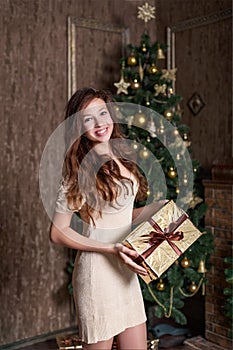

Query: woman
(50, 87), (166, 349)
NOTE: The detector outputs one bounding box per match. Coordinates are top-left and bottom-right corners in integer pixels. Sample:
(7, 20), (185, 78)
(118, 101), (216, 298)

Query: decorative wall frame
(166, 8), (232, 92)
(67, 16), (130, 100)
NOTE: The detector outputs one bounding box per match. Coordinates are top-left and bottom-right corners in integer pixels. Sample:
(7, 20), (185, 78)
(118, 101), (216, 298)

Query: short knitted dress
(55, 178), (146, 344)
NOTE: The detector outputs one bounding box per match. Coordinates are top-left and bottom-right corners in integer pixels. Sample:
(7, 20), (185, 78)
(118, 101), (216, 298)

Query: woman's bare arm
(50, 212), (148, 275)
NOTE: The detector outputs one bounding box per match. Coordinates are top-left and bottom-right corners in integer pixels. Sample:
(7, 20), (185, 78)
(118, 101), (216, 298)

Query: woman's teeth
(95, 128), (107, 136)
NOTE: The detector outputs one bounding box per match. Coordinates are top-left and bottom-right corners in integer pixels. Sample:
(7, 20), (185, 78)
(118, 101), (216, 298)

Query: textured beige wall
(0, 0), (231, 346)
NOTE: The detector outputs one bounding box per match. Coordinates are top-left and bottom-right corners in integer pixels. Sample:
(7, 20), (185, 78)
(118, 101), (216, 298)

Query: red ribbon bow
(134, 213), (188, 265)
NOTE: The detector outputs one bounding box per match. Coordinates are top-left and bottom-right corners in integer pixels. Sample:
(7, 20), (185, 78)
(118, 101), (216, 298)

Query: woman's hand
(113, 243), (148, 276)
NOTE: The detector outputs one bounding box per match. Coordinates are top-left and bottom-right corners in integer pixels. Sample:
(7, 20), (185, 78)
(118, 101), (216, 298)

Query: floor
(16, 338), (191, 350)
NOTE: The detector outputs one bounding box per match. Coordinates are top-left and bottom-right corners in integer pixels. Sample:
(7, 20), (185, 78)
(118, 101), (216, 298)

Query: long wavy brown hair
(63, 87), (148, 223)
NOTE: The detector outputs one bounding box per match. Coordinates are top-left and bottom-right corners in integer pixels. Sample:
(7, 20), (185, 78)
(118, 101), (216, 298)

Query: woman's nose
(94, 115), (105, 127)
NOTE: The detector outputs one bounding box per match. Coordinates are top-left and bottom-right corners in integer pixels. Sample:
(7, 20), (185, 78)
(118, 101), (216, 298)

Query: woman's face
(82, 98), (114, 144)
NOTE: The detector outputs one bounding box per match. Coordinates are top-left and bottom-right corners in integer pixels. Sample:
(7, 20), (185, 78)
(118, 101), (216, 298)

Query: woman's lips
(95, 127), (108, 136)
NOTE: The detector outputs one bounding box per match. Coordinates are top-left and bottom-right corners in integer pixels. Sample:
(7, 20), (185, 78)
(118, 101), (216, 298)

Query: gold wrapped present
(147, 338), (159, 349)
(56, 334), (83, 349)
(123, 200), (202, 284)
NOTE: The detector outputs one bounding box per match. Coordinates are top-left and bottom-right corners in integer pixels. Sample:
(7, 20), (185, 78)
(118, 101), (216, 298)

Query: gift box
(122, 200), (203, 284)
(147, 338), (159, 349)
(56, 334), (83, 349)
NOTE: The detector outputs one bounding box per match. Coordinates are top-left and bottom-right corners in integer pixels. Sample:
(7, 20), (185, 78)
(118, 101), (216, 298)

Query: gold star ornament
(137, 2), (156, 23)
(114, 72), (130, 95)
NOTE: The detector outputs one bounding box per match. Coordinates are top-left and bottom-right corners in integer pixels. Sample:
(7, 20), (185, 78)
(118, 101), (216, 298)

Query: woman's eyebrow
(82, 106), (106, 117)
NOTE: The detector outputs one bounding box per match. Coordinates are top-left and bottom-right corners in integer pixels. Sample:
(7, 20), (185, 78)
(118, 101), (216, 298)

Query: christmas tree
(112, 2), (213, 325)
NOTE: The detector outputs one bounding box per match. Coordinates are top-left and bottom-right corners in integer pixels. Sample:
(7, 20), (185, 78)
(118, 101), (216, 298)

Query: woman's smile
(95, 127), (109, 136)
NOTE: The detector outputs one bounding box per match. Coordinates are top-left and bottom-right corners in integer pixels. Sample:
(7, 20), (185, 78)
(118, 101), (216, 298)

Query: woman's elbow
(50, 225), (61, 244)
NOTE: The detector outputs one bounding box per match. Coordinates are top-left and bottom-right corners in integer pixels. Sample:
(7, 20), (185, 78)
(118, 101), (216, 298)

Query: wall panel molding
(167, 8), (232, 71)
(67, 16), (130, 99)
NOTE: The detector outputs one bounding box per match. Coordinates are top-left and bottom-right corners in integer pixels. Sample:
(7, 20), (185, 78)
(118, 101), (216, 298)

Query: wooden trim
(202, 179), (233, 189)
(170, 8), (232, 33)
(0, 326), (77, 350)
(166, 8), (232, 90)
(67, 16), (130, 100)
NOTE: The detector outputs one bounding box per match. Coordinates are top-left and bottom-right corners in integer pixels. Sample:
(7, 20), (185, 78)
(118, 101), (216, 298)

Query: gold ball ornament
(148, 63), (158, 75)
(156, 279), (166, 291)
(141, 42), (147, 52)
(164, 109), (173, 121)
(180, 256), (190, 268)
(189, 281), (198, 293)
(131, 78), (141, 90)
(127, 54), (137, 66)
(134, 112), (147, 127)
(167, 167), (177, 179)
(139, 147), (150, 160)
(132, 141), (138, 150)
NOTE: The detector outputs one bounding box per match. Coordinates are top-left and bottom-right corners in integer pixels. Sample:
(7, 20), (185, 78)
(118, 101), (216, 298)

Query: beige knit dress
(55, 179), (147, 344)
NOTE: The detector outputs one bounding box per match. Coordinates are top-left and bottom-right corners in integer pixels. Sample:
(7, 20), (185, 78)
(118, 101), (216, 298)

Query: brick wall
(203, 180), (232, 349)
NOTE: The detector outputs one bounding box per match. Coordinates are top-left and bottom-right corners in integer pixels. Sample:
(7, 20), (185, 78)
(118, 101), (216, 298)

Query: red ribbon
(134, 213), (188, 265)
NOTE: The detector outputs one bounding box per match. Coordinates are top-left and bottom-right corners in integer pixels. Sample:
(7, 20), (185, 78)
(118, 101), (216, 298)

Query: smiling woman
(49, 87), (166, 350)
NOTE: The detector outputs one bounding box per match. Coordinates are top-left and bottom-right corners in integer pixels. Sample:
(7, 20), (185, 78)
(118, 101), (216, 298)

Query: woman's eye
(84, 116), (93, 124)
(100, 110), (107, 116)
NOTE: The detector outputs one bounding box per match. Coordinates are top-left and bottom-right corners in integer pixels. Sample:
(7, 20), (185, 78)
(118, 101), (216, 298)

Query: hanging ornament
(198, 260), (207, 274)
(145, 91), (151, 106)
(131, 140), (139, 150)
(134, 111), (147, 127)
(139, 147), (150, 160)
(148, 119), (156, 138)
(139, 59), (144, 81)
(131, 77), (141, 90)
(159, 122), (164, 134)
(160, 68), (177, 82)
(157, 45), (165, 59)
(167, 86), (174, 98)
(183, 173), (188, 185)
(126, 115), (134, 128)
(154, 83), (167, 96)
(156, 279), (166, 291)
(137, 2), (156, 23)
(188, 281), (198, 293)
(127, 52), (137, 66)
(114, 71), (130, 95)
(173, 128), (179, 136)
(167, 167), (177, 179)
(147, 136), (151, 143)
(197, 260), (206, 296)
(148, 63), (158, 75)
(146, 189), (151, 197)
(180, 256), (190, 268)
(183, 133), (191, 148)
(176, 186), (180, 194)
(175, 103), (182, 118)
(141, 42), (147, 53)
(164, 108), (173, 121)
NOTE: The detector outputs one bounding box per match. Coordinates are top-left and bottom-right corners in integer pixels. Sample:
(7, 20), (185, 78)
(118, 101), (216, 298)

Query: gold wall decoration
(67, 16), (130, 100)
